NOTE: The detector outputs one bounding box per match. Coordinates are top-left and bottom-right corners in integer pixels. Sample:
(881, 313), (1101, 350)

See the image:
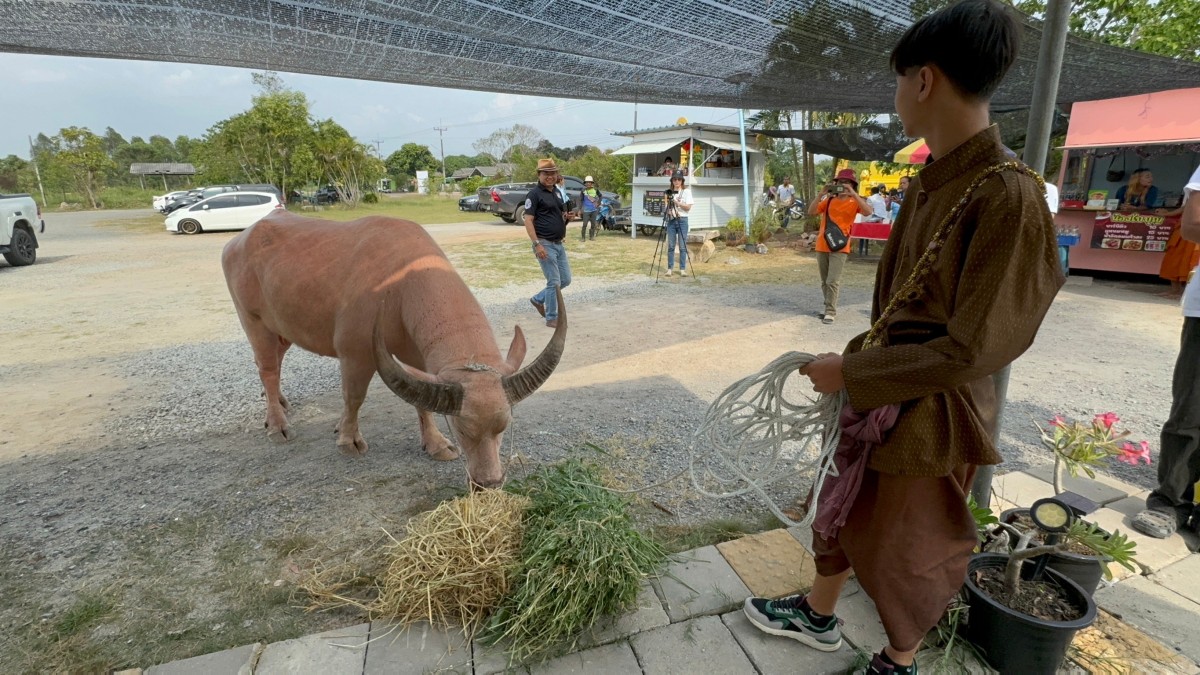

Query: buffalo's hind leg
(334, 355), (373, 456)
(244, 324), (292, 442)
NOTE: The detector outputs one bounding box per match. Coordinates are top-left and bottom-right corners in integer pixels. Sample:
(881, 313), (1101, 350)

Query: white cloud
(17, 68), (67, 84)
(492, 92), (518, 111)
(406, 112), (424, 123)
(554, 100), (567, 114)
(163, 68), (194, 88)
(217, 72), (244, 86)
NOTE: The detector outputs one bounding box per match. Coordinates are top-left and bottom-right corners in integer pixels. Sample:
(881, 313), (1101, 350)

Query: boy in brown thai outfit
(743, 1), (1065, 672)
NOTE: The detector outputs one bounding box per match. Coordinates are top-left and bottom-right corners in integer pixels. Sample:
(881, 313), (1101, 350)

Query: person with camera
(524, 158), (571, 328)
(807, 168), (872, 324)
(663, 170), (694, 277)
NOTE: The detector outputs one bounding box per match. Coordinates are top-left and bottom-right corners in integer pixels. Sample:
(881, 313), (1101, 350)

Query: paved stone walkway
(129, 471), (1200, 674)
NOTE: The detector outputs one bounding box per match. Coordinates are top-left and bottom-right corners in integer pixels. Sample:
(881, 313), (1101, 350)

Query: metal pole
(972, 0), (1072, 507)
(27, 135), (48, 209)
(738, 108), (753, 249)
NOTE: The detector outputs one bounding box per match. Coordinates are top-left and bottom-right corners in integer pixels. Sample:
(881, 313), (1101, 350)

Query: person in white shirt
(776, 177), (797, 229)
(866, 184), (889, 222)
(663, 170), (694, 276)
(1133, 164), (1200, 540)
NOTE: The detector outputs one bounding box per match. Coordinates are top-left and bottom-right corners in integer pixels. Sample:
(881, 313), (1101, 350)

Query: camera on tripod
(663, 189), (676, 201)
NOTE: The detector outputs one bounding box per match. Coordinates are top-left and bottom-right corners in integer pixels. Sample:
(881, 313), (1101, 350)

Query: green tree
(311, 119), (384, 207)
(384, 143), (437, 181)
(1010, 0), (1200, 61)
(0, 154), (28, 192)
(53, 127), (115, 208)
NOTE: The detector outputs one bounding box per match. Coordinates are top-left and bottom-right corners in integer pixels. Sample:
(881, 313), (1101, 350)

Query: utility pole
(371, 139), (383, 159)
(27, 135), (47, 208)
(434, 124), (447, 190)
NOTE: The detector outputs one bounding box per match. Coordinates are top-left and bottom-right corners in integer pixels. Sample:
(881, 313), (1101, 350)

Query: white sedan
(165, 191), (283, 234)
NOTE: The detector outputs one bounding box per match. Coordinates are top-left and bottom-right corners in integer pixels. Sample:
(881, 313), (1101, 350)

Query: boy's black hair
(889, 0), (1020, 100)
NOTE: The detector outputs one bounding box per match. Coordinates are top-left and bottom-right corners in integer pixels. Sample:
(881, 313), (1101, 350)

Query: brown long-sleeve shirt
(842, 126), (1065, 477)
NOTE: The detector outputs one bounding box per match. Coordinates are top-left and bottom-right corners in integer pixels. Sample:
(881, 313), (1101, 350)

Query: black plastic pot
(999, 508), (1111, 595)
(963, 553), (1097, 674)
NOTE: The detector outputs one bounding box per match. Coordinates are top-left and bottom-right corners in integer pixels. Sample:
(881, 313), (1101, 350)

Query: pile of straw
(301, 489), (530, 630)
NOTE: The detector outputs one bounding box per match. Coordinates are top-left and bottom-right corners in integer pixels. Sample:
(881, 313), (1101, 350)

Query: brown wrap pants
(812, 464), (978, 652)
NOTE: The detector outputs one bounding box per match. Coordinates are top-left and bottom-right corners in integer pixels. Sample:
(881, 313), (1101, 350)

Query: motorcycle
(597, 197), (631, 233)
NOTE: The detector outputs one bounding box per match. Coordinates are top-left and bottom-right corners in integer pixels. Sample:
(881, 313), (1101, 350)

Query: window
(236, 194), (271, 206)
(204, 195), (239, 209)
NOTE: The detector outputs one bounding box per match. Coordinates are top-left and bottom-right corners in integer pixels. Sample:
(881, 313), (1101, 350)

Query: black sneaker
(742, 593), (843, 651)
(860, 651), (918, 674)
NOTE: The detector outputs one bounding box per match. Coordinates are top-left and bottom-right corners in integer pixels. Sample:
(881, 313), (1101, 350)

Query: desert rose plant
(1035, 412), (1151, 495)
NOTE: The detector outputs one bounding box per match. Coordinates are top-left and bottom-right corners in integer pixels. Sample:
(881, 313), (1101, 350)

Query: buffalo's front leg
(417, 409), (459, 460)
(335, 356), (373, 456)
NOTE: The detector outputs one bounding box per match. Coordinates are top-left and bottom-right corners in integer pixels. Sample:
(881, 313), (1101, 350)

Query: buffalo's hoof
(425, 443), (460, 461)
(267, 425), (293, 443)
(338, 437), (368, 457)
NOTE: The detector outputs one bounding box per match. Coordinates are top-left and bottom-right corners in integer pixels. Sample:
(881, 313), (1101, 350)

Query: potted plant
(997, 413), (1147, 593)
(964, 500), (1101, 674)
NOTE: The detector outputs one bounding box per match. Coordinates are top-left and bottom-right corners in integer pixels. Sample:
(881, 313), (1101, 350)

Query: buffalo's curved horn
(373, 314), (463, 415)
(502, 287), (567, 405)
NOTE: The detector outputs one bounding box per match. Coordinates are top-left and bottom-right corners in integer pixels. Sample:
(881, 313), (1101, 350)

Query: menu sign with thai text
(1090, 212), (1178, 253)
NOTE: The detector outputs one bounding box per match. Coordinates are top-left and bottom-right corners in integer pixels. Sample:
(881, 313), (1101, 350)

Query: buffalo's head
(372, 289), (566, 489)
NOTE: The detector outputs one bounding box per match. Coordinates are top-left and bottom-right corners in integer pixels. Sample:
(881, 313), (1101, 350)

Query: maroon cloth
(812, 403), (900, 540)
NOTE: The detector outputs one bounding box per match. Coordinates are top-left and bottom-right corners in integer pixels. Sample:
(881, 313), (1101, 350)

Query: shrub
(361, 192), (379, 204)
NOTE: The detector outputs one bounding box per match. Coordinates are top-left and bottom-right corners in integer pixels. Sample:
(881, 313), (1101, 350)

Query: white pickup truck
(1, 193), (44, 266)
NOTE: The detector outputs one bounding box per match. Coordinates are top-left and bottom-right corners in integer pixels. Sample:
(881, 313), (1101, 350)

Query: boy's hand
(799, 354), (845, 393)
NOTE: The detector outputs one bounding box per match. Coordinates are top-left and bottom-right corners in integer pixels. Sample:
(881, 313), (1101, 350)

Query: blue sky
(0, 53), (741, 161)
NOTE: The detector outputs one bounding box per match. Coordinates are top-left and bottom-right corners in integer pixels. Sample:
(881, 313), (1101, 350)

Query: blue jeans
(531, 240), (571, 321)
(665, 217), (689, 270)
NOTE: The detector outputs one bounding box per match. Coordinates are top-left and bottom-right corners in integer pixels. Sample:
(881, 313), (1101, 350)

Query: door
(233, 194), (274, 230)
(199, 194), (240, 230)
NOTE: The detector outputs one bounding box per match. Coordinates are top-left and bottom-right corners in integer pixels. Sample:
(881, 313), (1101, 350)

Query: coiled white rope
(689, 352), (846, 528)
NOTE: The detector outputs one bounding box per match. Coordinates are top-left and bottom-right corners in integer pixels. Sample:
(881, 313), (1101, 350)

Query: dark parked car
(458, 194), (480, 212)
(478, 176), (621, 224)
(314, 186), (341, 205)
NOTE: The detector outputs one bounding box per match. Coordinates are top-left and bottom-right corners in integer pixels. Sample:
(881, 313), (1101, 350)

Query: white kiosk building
(611, 122), (764, 235)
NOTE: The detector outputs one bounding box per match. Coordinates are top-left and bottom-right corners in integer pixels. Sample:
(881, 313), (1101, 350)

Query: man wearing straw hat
(524, 159), (571, 328)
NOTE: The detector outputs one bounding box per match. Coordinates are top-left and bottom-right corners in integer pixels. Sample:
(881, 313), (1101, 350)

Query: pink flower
(1050, 415), (1067, 428)
(1094, 412), (1120, 430)
(1118, 441), (1152, 465)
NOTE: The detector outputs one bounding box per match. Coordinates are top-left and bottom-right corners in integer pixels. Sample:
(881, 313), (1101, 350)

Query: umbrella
(893, 139), (930, 164)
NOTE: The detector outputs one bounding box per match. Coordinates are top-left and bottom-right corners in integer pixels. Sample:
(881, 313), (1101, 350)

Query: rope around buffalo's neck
(689, 351), (845, 528)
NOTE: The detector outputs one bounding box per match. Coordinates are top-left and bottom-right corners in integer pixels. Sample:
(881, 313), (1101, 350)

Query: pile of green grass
(481, 460), (667, 664)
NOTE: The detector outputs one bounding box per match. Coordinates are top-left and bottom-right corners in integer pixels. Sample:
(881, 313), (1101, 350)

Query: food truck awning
(701, 139), (762, 153)
(610, 139), (690, 156)
(1062, 87), (1200, 149)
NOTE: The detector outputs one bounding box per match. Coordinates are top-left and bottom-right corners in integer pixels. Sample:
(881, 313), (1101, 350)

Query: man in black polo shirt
(525, 158), (571, 328)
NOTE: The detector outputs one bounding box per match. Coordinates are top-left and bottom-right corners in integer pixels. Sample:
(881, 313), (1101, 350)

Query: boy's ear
(917, 66), (934, 103)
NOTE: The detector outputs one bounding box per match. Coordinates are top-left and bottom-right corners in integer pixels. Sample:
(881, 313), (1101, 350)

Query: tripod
(650, 193), (700, 283)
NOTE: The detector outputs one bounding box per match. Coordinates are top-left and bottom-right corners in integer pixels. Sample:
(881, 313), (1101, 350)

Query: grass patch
(52, 591), (117, 639)
(96, 214), (165, 233)
(293, 194), (482, 225)
(651, 514), (784, 554)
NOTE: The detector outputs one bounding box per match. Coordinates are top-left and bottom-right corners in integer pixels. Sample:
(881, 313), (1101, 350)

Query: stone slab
(717, 529), (816, 598)
(1152, 554), (1200, 606)
(833, 577), (887, 652)
(1095, 574), (1200, 665)
(1070, 609), (1198, 674)
(721, 609), (856, 674)
(364, 622), (471, 675)
(1023, 465), (1139, 506)
(991, 471), (1055, 510)
(1089, 497), (1192, 573)
(787, 525), (815, 555)
(630, 615), (756, 674)
(578, 581), (669, 649)
(471, 640), (529, 675)
(256, 624), (368, 674)
(527, 641), (641, 675)
(656, 545), (751, 623)
(146, 643), (260, 675)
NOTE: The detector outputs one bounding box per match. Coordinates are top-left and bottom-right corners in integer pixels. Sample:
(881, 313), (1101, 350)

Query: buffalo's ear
(504, 326), (527, 374)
